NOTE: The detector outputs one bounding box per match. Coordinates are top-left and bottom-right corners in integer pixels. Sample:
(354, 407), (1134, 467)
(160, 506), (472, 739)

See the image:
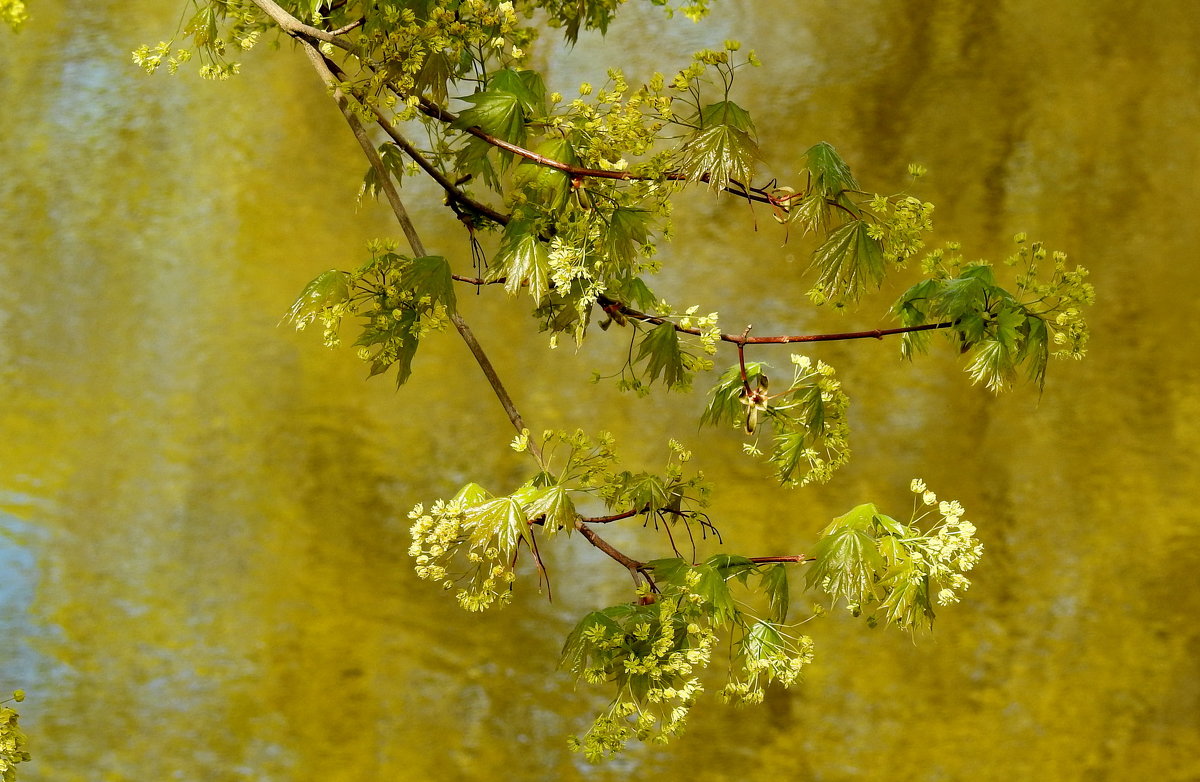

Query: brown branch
(597, 294), (957, 345)
(328, 17), (364, 36)
(576, 520), (646, 583)
(295, 41), (549, 470)
(372, 111), (511, 226)
(412, 96), (783, 206)
(450, 276), (955, 345)
(247, 0), (355, 49)
(747, 555), (814, 565)
(299, 44), (424, 256)
(451, 273), (507, 286)
(581, 508), (642, 524)
(317, 57), (511, 228)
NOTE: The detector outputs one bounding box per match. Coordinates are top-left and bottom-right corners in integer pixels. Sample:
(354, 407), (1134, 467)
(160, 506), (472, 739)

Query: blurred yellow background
(0, 1), (1196, 779)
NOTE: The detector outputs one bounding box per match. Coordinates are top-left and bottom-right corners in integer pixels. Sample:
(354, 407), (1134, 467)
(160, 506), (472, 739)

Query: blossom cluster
(910, 479), (984, 607)
(0, 695), (29, 782)
(407, 499), (517, 613)
(567, 578), (717, 761)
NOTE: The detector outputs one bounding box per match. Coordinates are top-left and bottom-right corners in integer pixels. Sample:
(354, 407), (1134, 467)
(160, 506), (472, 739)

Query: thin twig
(747, 555), (815, 565)
(598, 294), (957, 345)
(248, 0), (354, 49)
(329, 17), (364, 36)
(576, 520), (645, 580)
(410, 96), (794, 207)
(319, 57), (511, 227)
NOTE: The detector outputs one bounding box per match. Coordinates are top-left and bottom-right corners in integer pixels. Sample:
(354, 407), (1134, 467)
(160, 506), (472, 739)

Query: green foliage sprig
(895, 234), (1095, 391)
(701, 355), (851, 486)
(115, 0), (1097, 761)
(284, 240), (456, 386)
(0, 691), (29, 782)
(807, 480), (982, 630)
(0, 0), (27, 32)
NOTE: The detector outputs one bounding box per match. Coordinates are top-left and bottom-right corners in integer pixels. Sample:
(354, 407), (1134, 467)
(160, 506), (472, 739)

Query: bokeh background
(1, 1), (1198, 779)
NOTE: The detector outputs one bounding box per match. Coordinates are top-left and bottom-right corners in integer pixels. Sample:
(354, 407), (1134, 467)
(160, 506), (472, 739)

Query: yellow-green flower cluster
(1007, 236), (1094, 360)
(782, 354), (851, 486)
(866, 194), (935, 263)
(551, 68), (675, 167)
(0, 0), (27, 32)
(407, 499), (518, 613)
(808, 483), (983, 630)
(721, 630), (814, 705)
(0, 695), (29, 782)
(911, 480), (983, 607)
(566, 582), (717, 761)
(678, 306), (722, 356)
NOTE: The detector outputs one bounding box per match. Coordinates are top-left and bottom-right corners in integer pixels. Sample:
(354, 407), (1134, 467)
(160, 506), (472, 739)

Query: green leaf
(769, 429), (809, 486)
(793, 384), (826, 434)
(391, 322), (421, 387)
(185, 5), (218, 48)
(634, 322), (689, 389)
(707, 553), (757, 584)
(646, 557), (690, 588)
(760, 564), (790, 623)
(512, 139), (577, 211)
(452, 83), (528, 147)
(465, 496), (529, 553)
(284, 269), (349, 324)
(821, 503), (880, 535)
(872, 513), (909, 537)
(699, 100), (756, 136)
(893, 277), (940, 359)
(743, 620), (786, 661)
(618, 472), (672, 515)
(810, 219), (887, 304)
(560, 611), (621, 672)
(994, 307), (1025, 352)
(965, 338), (1015, 392)
(360, 143), (407, 203)
(678, 122), (760, 192)
(356, 308), (420, 386)
(691, 562), (738, 626)
(877, 570), (933, 628)
(534, 278), (592, 336)
(491, 220), (551, 301)
(700, 361), (769, 428)
(602, 207), (652, 269)
(516, 69), (549, 116)
(607, 277), (657, 312)
(1021, 314), (1049, 389)
(787, 191), (832, 236)
(402, 255), (457, 314)
(525, 485), (577, 536)
(932, 264), (996, 320)
(803, 141), (858, 198)
(452, 482), (493, 507)
(414, 50), (455, 104)
(550, 0), (621, 43)
(805, 525), (883, 607)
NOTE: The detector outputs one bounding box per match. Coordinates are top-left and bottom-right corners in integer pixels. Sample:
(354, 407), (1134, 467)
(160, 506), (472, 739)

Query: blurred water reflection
(1, 1), (1197, 779)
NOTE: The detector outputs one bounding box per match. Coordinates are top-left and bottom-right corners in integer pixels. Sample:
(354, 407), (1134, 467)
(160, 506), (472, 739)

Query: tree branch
(294, 40), (549, 469)
(248, 0), (355, 49)
(273, 14), (814, 589)
(371, 110), (511, 226)
(580, 508), (642, 524)
(576, 520), (646, 578)
(316, 57), (512, 228)
(747, 555), (814, 565)
(411, 96), (787, 207)
(597, 294), (957, 345)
